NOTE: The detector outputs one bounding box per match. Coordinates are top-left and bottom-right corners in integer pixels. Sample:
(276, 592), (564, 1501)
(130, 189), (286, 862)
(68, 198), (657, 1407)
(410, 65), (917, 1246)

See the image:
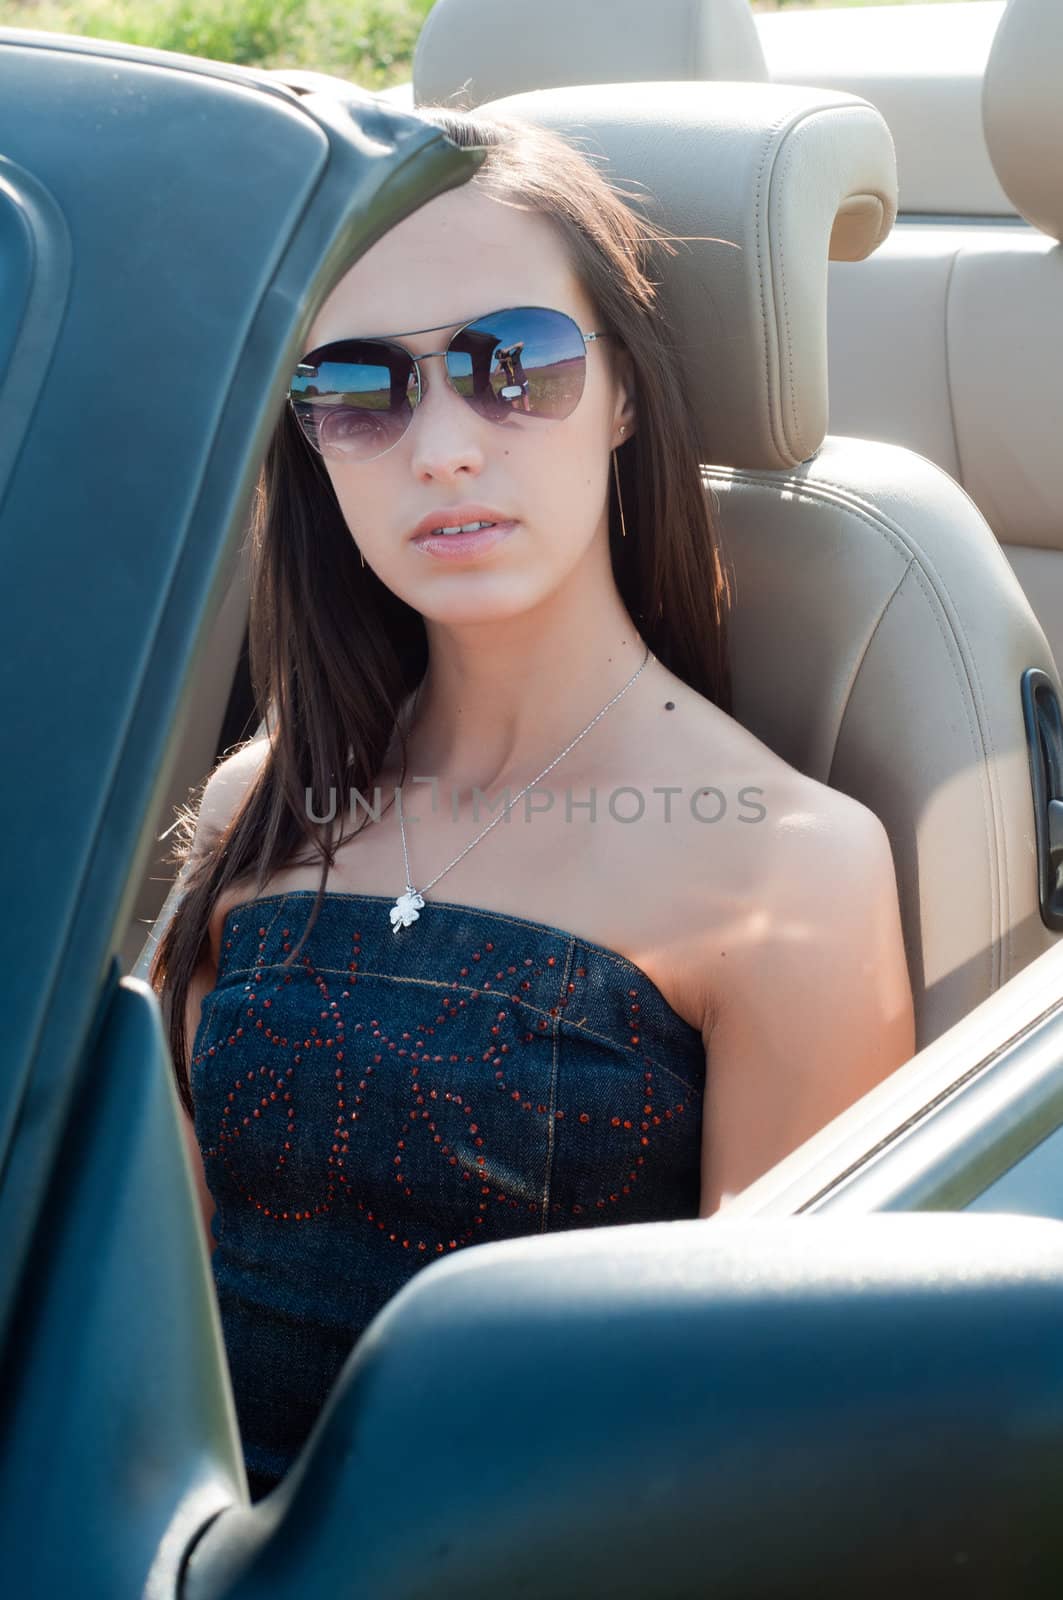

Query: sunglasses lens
(447, 307), (589, 422)
(289, 341), (415, 462)
(289, 309), (594, 462)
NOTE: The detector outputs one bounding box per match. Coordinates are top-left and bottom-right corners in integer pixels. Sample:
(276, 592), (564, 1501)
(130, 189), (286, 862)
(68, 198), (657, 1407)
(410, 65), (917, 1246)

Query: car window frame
(716, 939), (1063, 1219)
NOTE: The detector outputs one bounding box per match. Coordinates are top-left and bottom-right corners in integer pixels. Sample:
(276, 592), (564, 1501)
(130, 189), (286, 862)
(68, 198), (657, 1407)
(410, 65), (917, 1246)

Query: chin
(407, 574), (552, 627)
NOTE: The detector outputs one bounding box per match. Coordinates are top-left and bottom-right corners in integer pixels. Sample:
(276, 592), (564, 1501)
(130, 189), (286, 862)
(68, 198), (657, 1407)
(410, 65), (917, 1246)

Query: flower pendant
(390, 887), (425, 933)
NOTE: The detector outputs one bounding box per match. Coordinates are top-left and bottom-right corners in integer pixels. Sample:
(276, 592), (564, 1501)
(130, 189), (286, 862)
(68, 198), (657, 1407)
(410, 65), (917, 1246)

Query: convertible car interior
(9, 2), (1063, 1580)
(132, 0), (1063, 1088)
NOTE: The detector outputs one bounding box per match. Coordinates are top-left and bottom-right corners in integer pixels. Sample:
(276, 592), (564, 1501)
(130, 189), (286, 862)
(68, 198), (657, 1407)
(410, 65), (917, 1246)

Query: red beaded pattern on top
(194, 918), (695, 1258)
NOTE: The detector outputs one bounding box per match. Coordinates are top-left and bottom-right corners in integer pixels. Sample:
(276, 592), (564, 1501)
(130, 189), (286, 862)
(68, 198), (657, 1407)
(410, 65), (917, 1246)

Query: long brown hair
(149, 103), (733, 1120)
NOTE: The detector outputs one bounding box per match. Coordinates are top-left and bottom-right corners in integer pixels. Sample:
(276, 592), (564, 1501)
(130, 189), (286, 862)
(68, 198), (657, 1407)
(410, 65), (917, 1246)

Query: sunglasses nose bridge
(406, 345), (463, 410)
(405, 347), (473, 425)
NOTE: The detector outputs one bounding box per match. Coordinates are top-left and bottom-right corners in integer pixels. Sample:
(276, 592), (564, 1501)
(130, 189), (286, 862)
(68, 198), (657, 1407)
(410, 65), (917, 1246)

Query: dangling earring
(356, 543), (365, 569)
(612, 424), (628, 540)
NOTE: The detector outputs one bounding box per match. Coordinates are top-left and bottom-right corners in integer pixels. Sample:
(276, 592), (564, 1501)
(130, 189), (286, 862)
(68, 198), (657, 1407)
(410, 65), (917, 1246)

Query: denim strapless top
(190, 889), (707, 1499)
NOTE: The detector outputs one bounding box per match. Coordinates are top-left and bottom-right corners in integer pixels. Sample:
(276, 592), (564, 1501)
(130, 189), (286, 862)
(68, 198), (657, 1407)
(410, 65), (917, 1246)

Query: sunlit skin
(304, 178), (643, 797)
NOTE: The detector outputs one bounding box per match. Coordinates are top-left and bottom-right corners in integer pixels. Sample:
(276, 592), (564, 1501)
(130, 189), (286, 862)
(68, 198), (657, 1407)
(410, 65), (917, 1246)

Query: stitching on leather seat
(704, 463), (1003, 990)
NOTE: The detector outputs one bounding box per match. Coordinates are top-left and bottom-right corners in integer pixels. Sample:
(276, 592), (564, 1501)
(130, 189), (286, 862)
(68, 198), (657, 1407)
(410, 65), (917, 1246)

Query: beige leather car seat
(414, 0), (1015, 217)
(759, 0), (1010, 218)
(825, 0), (1063, 671)
(412, 0), (768, 107)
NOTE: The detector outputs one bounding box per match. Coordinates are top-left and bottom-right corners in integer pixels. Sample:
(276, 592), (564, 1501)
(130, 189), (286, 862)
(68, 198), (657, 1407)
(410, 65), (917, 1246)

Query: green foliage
(0, 0), (437, 86)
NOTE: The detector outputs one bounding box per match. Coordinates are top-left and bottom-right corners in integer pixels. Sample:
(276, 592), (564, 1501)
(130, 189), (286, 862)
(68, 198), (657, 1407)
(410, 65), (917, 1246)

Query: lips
(409, 504), (514, 543)
(412, 521), (518, 560)
(422, 518), (497, 539)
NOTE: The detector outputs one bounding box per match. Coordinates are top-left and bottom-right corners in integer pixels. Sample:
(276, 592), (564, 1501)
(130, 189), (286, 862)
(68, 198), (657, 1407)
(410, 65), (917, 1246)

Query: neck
(400, 569), (652, 797)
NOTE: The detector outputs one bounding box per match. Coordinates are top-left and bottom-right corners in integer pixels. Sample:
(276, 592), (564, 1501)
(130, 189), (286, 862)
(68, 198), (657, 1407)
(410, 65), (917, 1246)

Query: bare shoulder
(753, 770), (899, 905)
(194, 734), (272, 846)
(187, 736), (272, 962)
(694, 755), (916, 1210)
(647, 672), (896, 890)
(700, 741), (907, 1018)
(635, 663), (807, 801)
(644, 679), (909, 1034)
(764, 776), (912, 1021)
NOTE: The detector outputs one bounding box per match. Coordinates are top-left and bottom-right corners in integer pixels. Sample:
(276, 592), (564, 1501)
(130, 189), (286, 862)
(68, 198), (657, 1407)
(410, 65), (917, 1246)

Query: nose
(407, 351), (486, 481)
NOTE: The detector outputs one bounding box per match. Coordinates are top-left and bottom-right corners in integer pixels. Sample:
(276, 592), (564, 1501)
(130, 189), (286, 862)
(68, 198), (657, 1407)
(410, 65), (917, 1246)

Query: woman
(150, 104), (915, 1500)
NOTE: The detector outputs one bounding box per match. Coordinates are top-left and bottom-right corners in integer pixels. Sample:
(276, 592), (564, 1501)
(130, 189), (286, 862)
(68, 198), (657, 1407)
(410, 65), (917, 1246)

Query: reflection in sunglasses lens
(453, 309), (587, 423)
(291, 344), (416, 462)
(291, 308), (590, 462)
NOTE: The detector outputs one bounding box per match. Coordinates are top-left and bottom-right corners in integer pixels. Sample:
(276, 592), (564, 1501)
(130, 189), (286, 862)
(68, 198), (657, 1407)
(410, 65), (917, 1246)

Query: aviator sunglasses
(288, 304), (610, 464)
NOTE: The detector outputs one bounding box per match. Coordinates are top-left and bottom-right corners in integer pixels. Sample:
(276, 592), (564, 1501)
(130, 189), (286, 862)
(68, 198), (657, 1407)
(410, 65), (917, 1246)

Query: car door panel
(0, 27), (483, 1578)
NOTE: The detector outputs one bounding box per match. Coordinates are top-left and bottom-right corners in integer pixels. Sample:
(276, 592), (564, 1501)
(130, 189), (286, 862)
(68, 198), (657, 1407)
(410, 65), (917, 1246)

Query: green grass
(0, 0), (999, 86)
(0, 0), (436, 87)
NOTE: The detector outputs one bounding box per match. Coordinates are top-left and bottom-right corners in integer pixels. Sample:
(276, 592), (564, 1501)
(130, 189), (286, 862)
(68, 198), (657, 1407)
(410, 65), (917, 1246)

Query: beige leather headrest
(983, 0), (1063, 240)
(412, 0), (766, 110)
(478, 83), (897, 469)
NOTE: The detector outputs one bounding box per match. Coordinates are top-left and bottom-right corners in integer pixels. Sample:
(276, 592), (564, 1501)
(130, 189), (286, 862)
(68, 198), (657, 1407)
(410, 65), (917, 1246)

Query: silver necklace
(389, 644), (653, 933)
